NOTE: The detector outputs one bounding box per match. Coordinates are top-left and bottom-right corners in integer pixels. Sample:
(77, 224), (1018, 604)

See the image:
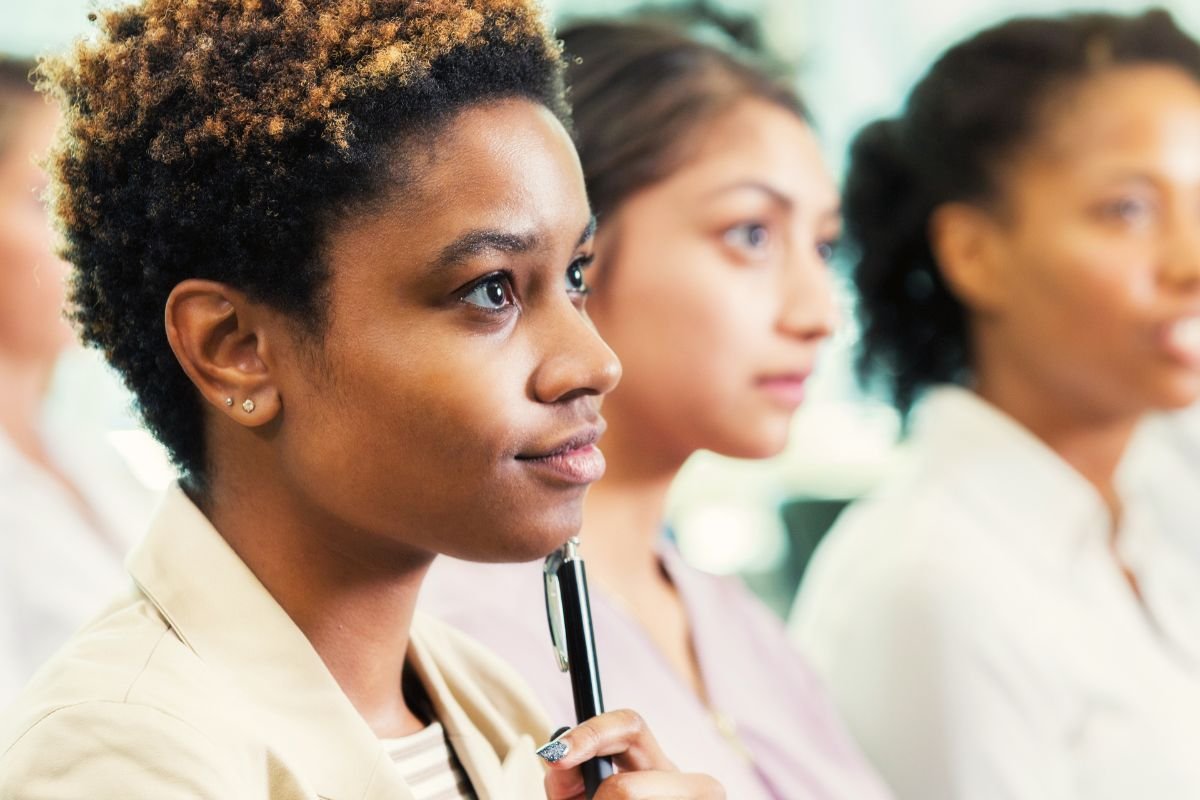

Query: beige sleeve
(0, 701), (238, 799)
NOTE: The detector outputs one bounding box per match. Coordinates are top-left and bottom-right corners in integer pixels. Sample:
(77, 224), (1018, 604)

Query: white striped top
(382, 722), (476, 800)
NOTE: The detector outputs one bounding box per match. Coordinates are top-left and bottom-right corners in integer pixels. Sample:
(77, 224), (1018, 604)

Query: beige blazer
(0, 485), (554, 799)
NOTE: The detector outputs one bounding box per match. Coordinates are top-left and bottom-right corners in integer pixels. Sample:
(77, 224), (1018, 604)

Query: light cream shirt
(790, 387), (1200, 800)
(0, 485), (553, 799)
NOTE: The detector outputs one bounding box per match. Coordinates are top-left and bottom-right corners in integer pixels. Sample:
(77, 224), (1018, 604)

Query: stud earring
(224, 397), (234, 408)
(241, 398), (256, 414)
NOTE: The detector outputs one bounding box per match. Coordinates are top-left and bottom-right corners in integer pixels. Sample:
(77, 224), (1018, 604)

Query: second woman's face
(982, 65), (1200, 420)
(586, 99), (839, 460)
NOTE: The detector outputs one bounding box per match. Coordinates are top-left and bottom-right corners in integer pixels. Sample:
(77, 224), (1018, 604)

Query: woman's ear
(929, 201), (1012, 315)
(164, 280), (282, 428)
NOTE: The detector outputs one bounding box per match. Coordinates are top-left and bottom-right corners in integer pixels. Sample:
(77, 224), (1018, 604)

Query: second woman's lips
(1161, 315), (1200, 368)
(757, 372), (810, 407)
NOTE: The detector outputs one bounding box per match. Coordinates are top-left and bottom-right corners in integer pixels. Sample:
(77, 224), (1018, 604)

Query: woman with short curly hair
(0, 2), (722, 798)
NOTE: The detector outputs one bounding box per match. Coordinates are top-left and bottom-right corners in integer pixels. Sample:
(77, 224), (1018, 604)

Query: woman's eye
(1100, 196), (1156, 225)
(724, 222), (771, 254)
(566, 255), (594, 295)
(461, 275), (514, 311)
(816, 239), (839, 263)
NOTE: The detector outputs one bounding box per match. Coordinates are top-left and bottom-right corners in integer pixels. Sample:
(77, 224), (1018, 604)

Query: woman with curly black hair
(0, 2), (722, 798)
(792, 10), (1200, 800)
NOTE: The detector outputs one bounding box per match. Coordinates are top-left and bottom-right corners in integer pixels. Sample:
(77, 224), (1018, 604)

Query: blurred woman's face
(975, 65), (1200, 421)
(0, 98), (73, 365)
(586, 98), (838, 461)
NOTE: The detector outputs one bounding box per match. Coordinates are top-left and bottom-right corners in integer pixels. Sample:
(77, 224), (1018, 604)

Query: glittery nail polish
(536, 738), (569, 763)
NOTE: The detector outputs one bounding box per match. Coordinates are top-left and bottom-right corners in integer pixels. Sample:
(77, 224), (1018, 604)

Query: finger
(593, 770), (726, 800)
(536, 709), (674, 773)
(542, 726), (584, 800)
(543, 766), (585, 800)
(545, 769), (726, 800)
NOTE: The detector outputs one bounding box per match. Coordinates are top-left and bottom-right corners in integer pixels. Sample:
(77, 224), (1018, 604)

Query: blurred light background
(8, 0), (1199, 616)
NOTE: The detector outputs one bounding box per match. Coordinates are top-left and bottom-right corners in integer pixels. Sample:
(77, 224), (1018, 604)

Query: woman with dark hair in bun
(793, 10), (1200, 800)
(0, 2), (723, 798)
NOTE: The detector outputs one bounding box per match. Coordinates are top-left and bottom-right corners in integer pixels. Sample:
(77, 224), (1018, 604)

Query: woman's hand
(539, 709), (725, 799)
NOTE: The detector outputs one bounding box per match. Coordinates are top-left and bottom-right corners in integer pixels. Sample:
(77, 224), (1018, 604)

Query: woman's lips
(756, 372), (811, 407)
(1161, 316), (1200, 368)
(516, 426), (607, 485)
(518, 444), (607, 485)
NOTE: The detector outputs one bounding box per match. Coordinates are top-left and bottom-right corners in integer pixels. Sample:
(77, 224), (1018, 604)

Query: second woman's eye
(816, 239), (839, 263)
(461, 274), (515, 311)
(724, 222), (771, 255)
(1096, 195), (1157, 228)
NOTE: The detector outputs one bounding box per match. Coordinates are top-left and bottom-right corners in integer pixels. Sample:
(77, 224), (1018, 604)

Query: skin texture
(578, 98), (839, 699)
(164, 97), (721, 797)
(933, 65), (1200, 517)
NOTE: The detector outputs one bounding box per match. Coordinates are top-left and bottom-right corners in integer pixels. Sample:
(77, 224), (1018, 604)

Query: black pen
(543, 536), (614, 798)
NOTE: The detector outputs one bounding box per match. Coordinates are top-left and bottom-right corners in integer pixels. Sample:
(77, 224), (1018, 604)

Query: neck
(579, 408), (711, 702)
(581, 406), (687, 595)
(974, 361), (1138, 523)
(0, 355), (55, 459)
(201, 466), (432, 738)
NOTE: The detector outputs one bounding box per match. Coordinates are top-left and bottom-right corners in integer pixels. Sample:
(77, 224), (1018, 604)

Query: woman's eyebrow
(427, 229), (540, 272)
(578, 215), (598, 247)
(1089, 171), (1160, 188)
(426, 215), (597, 274)
(705, 180), (795, 210)
(820, 205), (843, 225)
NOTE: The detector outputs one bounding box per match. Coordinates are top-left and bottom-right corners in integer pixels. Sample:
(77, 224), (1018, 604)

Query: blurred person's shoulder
(813, 385), (1078, 569)
(793, 388), (1056, 629)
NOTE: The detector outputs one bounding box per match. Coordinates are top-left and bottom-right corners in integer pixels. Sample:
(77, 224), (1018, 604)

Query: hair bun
(845, 117), (965, 416)
(843, 119), (923, 257)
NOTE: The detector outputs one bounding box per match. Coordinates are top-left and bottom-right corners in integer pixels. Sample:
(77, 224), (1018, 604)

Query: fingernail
(536, 737), (570, 762)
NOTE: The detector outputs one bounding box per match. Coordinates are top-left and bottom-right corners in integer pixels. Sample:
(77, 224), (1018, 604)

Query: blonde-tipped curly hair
(37, 0), (568, 482)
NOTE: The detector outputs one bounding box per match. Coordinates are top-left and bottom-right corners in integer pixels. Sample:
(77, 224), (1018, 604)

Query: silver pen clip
(543, 537), (580, 673)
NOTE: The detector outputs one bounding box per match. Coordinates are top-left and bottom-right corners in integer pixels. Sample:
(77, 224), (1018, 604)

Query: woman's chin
(445, 512), (582, 565)
(708, 423), (792, 461)
(1139, 372), (1200, 413)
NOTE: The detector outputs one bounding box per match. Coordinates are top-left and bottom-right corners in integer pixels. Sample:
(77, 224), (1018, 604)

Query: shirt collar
(909, 387), (1140, 569)
(0, 425), (33, 479)
(126, 484), (543, 800)
(407, 623), (548, 797)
